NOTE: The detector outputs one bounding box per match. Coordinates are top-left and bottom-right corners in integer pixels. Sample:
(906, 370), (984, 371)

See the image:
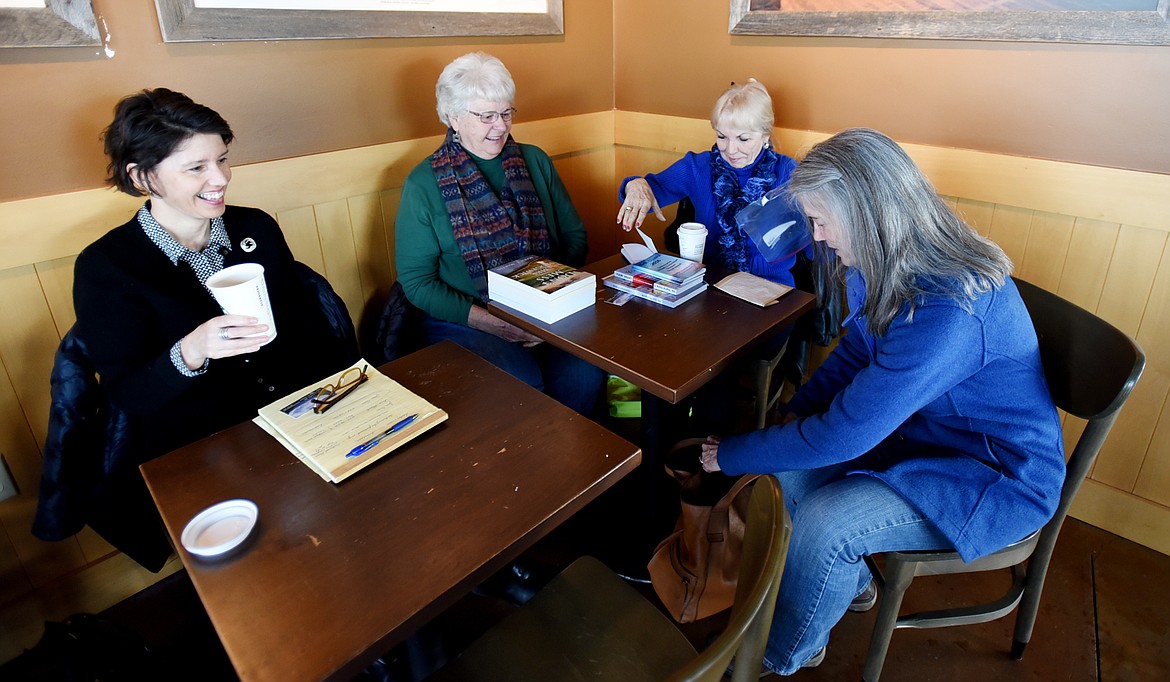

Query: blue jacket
(620, 149), (800, 285)
(717, 270), (1065, 560)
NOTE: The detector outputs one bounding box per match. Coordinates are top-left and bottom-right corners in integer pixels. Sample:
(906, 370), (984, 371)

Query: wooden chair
(427, 475), (792, 682)
(861, 277), (1147, 681)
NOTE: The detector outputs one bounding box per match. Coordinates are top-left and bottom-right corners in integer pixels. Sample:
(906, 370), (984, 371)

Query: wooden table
(489, 253), (816, 572)
(488, 254), (816, 406)
(140, 341), (641, 682)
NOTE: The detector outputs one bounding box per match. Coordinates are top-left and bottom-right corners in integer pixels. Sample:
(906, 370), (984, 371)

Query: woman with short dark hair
(63, 88), (356, 568)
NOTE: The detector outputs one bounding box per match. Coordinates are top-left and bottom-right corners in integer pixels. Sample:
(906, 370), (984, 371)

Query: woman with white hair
(619, 79), (807, 435)
(617, 79), (803, 285)
(395, 52), (602, 414)
(701, 128), (1065, 674)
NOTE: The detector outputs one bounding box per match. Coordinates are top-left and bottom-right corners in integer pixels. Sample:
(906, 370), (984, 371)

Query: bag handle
(663, 438), (760, 513)
(712, 473), (760, 514)
(663, 437), (712, 485)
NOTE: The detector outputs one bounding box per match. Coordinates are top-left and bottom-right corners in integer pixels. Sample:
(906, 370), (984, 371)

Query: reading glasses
(312, 365), (369, 414)
(466, 107), (516, 124)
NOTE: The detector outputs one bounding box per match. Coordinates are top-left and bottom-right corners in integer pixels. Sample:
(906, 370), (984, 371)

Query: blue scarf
(710, 146), (781, 272)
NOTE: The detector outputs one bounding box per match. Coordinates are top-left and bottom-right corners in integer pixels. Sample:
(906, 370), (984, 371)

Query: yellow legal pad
(254, 359), (448, 483)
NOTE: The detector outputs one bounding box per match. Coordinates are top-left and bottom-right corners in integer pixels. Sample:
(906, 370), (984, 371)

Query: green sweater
(395, 143), (588, 324)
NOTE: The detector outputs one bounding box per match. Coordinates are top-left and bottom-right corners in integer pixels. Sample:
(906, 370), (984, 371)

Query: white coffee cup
(677, 222), (708, 263)
(206, 263), (277, 345)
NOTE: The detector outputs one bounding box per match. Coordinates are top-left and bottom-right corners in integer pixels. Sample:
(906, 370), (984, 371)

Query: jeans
(422, 315), (605, 416)
(761, 464), (951, 675)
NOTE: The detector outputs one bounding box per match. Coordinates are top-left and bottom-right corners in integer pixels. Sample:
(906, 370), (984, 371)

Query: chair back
(861, 280), (1145, 681)
(32, 328), (171, 571)
(1013, 277), (1146, 522)
(293, 261), (358, 353)
(33, 328), (110, 542)
(372, 280), (430, 365)
(668, 475), (792, 682)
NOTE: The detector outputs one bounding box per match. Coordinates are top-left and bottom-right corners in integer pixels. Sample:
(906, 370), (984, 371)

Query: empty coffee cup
(677, 222), (708, 263)
(206, 263), (277, 344)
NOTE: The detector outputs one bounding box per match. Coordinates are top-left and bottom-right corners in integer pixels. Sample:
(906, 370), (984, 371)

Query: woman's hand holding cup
(180, 314), (270, 370)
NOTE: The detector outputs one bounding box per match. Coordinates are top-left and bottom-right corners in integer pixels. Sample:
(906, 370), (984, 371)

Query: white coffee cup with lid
(677, 222), (708, 263)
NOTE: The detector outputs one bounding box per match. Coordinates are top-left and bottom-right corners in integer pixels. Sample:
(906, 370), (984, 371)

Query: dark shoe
(726, 647), (823, 678)
(471, 560), (554, 606)
(848, 578), (878, 613)
(802, 646), (827, 668)
(724, 657), (774, 679)
(4, 614), (161, 680)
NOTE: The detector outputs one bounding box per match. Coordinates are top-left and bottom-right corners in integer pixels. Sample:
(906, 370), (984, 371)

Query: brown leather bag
(647, 438), (760, 623)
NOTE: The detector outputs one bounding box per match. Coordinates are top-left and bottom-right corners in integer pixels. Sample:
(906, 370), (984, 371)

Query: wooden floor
(3, 479), (1167, 681)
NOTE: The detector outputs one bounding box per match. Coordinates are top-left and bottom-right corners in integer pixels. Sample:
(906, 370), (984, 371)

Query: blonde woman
(617, 79), (803, 285)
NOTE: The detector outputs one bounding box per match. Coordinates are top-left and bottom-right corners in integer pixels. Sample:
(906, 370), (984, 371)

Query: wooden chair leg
(754, 362), (772, 430)
(862, 557), (916, 682)
(731, 574), (782, 682)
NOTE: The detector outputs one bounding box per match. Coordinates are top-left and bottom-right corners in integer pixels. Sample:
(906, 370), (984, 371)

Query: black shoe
(726, 647), (823, 678)
(472, 560), (554, 606)
(849, 579), (878, 613)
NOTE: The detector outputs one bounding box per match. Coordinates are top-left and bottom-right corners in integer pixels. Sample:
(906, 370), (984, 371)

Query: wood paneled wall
(1, 110), (1167, 662)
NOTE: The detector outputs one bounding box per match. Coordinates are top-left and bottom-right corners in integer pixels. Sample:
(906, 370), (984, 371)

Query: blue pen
(345, 414), (418, 458)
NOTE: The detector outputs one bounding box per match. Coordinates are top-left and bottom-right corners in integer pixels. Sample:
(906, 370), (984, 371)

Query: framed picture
(0, 0), (99, 48)
(154, 0), (564, 42)
(729, 0), (1170, 45)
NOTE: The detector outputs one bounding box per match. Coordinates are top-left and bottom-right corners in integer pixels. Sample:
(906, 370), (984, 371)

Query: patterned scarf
(710, 145), (781, 271)
(431, 129), (550, 298)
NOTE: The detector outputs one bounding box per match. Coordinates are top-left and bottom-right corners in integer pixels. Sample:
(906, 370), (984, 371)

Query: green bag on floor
(606, 375), (641, 418)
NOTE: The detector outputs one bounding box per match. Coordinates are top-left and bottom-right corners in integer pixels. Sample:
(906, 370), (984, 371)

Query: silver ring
(218, 328), (230, 341)
(622, 206), (631, 212)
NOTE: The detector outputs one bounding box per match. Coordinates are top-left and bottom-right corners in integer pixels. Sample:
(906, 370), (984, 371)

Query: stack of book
(602, 252), (708, 308)
(487, 256), (597, 324)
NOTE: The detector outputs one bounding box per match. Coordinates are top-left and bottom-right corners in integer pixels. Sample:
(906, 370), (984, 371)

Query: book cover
(630, 252), (706, 284)
(602, 274), (708, 308)
(488, 256), (594, 298)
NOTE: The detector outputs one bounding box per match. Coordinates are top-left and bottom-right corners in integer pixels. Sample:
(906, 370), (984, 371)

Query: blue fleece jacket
(717, 270), (1066, 561)
(620, 150), (800, 286)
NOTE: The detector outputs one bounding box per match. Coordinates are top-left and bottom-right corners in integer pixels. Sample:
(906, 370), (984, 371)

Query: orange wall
(0, 0), (614, 201)
(4, 1), (1168, 203)
(615, 1), (1170, 176)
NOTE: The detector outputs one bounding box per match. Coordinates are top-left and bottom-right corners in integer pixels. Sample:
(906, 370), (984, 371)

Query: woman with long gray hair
(699, 128), (1065, 674)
